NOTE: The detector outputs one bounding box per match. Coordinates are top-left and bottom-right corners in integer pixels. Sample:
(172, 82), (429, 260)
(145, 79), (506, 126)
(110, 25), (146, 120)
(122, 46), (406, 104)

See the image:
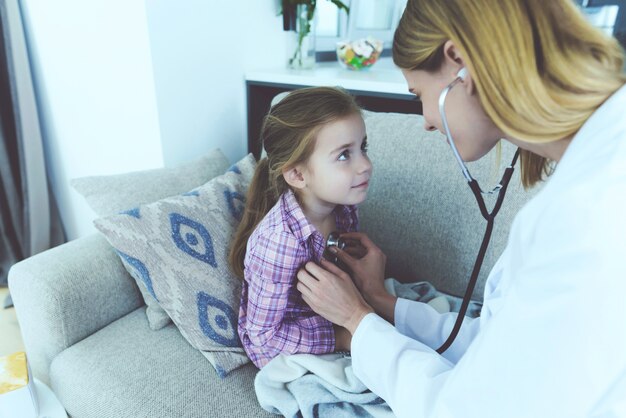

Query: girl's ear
(282, 165), (306, 190)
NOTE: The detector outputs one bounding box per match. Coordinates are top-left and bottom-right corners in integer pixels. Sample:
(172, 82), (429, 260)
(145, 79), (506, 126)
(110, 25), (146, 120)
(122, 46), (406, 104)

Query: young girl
(229, 86), (372, 368)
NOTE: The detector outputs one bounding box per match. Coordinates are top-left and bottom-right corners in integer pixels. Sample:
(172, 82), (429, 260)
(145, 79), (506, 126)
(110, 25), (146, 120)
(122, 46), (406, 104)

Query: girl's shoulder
(251, 193), (292, 237)
(248, 196), (301, 250)
(245, 219), (306, 276)
(250, 215), (293, 244)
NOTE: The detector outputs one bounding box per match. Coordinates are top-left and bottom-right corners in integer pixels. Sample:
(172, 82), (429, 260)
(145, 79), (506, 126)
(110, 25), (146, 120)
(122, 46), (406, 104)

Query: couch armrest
(8, 233), (143, 385)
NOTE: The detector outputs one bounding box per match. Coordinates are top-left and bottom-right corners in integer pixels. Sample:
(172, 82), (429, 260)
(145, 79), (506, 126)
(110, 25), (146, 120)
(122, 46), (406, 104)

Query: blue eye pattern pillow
(94, 154), (256, 377)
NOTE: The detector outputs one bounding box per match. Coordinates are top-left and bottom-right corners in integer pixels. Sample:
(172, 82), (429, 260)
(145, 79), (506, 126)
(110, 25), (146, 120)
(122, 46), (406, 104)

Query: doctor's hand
(297, 259), (374, 335)
(330, 232), (397, 324)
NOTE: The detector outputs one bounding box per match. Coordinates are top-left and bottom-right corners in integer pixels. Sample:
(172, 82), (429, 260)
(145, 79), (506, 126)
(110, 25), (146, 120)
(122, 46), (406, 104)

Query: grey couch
(9, 110), (538, 417)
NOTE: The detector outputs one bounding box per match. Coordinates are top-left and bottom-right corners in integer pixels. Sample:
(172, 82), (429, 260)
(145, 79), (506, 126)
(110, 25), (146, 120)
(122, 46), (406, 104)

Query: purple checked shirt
(238, 189), (359, 368)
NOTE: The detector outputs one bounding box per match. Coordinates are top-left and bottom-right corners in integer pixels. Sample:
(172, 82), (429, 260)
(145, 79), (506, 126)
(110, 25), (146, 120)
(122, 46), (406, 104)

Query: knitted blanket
(254, 279), (482, 418)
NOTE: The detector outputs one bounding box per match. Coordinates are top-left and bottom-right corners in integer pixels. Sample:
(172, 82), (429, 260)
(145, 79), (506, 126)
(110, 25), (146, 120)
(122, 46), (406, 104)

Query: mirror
(579, 4), (620, 35)
(315, 0), (405, 53)
(316, 1), (341, 37)
(353, 0), (395, 30)
(575, 0), (625, 47)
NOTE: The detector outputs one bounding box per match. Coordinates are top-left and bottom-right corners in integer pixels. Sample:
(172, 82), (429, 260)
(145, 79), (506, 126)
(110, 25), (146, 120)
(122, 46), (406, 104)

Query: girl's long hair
(393, 0), (626, 188)
(228, 86), (361, 278)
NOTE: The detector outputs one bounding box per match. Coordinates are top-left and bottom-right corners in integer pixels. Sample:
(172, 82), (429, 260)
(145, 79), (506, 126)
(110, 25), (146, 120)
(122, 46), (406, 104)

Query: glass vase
(288, 4), (316, 69)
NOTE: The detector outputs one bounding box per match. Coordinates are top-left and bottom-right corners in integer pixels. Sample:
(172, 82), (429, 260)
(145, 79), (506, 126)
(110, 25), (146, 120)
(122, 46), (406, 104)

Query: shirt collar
(281, 189), (358, 243)
(281, 189), (317, 243)
(548, 83), (626, 184)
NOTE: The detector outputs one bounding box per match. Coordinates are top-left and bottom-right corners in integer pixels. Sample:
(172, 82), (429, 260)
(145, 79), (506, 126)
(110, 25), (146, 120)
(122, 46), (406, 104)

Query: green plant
(282, 0), (350, 67)
(283, 0), (350, 29)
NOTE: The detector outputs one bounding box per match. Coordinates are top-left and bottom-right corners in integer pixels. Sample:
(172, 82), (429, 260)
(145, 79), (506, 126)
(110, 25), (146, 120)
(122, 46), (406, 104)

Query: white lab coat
(352, 84), (626, 418)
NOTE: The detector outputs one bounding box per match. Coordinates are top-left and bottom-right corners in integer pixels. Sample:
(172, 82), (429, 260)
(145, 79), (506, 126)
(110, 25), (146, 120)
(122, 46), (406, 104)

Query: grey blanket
(254, 280), (482, 418)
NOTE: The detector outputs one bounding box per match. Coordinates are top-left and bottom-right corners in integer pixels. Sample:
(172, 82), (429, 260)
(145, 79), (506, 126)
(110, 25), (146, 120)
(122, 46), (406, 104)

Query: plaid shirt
(238, 189), (359, 368)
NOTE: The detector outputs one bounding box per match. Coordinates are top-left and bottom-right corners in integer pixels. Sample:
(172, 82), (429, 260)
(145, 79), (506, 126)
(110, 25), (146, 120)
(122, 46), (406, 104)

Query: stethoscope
(435, 67), (520, 354)
(325, 68), (519, 355)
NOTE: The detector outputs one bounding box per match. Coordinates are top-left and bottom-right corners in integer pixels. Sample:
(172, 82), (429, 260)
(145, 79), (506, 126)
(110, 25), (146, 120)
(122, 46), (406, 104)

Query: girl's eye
(338, 150), (350, 161)
(361, 142), (369, 153)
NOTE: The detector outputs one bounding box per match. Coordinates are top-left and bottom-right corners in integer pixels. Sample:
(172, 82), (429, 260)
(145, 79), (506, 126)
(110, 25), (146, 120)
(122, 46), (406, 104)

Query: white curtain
(0, 0), (64, 307)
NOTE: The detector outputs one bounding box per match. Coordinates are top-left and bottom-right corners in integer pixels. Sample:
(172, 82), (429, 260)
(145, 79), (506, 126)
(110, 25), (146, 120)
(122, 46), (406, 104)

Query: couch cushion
(360, 111), (540, 300)
(72, 148), (231, 330)
(93, 155), (256, 377)
(71, 148), (230, 217)
(49, 308), (272, 418)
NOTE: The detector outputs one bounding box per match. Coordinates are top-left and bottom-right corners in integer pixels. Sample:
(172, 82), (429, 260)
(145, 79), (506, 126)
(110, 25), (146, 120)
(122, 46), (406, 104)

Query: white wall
(23, 0), (288, 240)
(22, 0), (164, 240)
(146, 1), (287, 166)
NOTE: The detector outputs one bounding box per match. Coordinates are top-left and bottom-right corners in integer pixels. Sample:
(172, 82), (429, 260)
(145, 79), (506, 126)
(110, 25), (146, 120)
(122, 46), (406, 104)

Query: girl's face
(300, 112), (372, 209)
(401, 67), (503, 162)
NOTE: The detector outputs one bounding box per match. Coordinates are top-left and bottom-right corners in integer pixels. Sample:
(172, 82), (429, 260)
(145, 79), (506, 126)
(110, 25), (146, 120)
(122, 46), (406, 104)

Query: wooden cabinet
(245, 58), (422, 158)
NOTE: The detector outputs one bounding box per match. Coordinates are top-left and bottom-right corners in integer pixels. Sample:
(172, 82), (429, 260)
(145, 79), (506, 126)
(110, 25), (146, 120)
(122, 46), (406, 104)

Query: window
(315, 1), (626, 58)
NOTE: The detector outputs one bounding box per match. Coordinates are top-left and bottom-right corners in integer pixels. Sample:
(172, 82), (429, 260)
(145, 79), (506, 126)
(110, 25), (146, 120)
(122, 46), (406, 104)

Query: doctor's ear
(442, 40), (476, 94)
(457, 67), (476, 95)
(282, 165), (306, 190)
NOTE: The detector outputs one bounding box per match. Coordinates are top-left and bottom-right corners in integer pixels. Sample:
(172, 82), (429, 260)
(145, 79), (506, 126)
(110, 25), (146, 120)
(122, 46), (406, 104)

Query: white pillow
(94, 154), (256, 377)
(72, 149), (230, 329)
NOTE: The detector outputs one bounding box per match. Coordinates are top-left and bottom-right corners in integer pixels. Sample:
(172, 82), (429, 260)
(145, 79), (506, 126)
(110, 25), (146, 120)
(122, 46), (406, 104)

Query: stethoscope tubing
(439, 77), (474, 183)
(435, 75), (520, 354)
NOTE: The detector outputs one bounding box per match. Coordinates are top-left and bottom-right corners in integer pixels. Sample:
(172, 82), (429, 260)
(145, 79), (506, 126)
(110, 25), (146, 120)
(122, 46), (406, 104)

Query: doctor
(296, 0), (626, 416)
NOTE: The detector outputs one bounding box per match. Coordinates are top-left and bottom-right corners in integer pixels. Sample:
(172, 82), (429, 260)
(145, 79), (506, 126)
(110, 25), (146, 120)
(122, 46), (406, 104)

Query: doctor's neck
(506, 134), (574, 163)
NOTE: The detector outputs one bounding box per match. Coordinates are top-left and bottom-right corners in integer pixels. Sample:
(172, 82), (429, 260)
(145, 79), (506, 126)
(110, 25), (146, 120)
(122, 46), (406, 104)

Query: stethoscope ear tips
(457, 67), (468, 81)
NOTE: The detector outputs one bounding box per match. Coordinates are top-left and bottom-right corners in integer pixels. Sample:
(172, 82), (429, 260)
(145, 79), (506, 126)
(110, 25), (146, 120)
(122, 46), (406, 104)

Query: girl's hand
(297, 258), (373, 335)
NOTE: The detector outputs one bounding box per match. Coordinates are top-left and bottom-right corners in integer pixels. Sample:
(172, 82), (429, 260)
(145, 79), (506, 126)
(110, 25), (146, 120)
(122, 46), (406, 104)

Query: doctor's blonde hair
(393, 0), (626, 188)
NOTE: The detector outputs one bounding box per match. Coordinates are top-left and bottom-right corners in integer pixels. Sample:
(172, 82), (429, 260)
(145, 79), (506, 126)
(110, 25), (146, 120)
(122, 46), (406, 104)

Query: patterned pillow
(94, 154), (256, 377)
(73, 149), (230, 330)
